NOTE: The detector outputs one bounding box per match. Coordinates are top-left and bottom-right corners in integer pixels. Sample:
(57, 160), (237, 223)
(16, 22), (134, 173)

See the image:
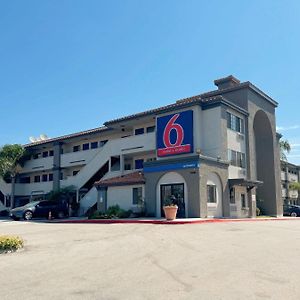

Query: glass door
(160, 183), (185, 218)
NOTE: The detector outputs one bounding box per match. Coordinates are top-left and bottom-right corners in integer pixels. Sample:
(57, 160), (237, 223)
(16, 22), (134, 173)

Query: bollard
(48, 211), (52, 220)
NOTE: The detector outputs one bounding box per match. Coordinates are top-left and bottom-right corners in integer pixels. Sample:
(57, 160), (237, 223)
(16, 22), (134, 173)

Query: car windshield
(22, 201), (41, 208)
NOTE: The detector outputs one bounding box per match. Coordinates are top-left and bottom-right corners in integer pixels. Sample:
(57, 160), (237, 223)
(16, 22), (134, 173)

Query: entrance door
(160, 184), (185, 218)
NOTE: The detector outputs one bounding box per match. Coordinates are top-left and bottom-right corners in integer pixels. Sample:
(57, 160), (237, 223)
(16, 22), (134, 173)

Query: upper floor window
(99, 140), (108, 147)
(49, 173), (53, 181)
(34, 175), (40, 183)
(135, 128), (144, 135)
(227, 112), (244, 134)
(135, 159), (144, 169)
(42, 151), (49, 158)
(228, 149), (246, 168)
(33, 153), (41, 159)
(73, 145), (80, 152)
(82, 143), (90, 151)
(49, 150), (54, 157)
(91, 142), (98, 149)
(42, 174), (48, 182)
(146, 126), (155, 133)
(20, 176), (30, 184)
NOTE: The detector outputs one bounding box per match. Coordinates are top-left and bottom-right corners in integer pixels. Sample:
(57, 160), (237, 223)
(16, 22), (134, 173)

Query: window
(60, 173), (63, 180)
(110, 156), (120, 171)
(146, 126), (155, 133)
(20, 176), (30, 184)
(91, 142), (98, 149)
(237, 152), (246, 168)
(228, 150), (237, 166)
(42, 174), (48, 182)
(135, 159), (144, 169)
(207, 185), (217, 203)
(228, 149), (246, 169)
(49, 150), (54, 157)
(227, 112), (244, 134)
(99, 140), (108, 147)
(33, 153), (41, 159)
(124, 163), (131, 171)
(82, 143), (90, 151)
(73, 170), (79, 176)
(42, 151), (48, 158)
(38, 201), (53, 207)
(34, 175), (40, 183)
(73, 145), (80, 152)
(230, 188), (235, 204)
(241, 194), (247, 208)
(135, 128), (144, 135)
(49, 174), (53, 181)
(132, 187), (142, 205)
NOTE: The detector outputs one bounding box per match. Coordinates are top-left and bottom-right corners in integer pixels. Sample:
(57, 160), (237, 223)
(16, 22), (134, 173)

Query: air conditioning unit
(237, 133), (244, 141)
(239, 169), (246, 176)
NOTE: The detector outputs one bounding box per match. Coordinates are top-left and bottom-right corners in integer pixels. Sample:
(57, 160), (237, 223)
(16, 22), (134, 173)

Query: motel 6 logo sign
(156, 110), (193, 157)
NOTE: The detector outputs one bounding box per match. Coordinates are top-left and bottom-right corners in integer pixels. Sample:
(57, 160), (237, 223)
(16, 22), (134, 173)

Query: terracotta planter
(163, 205), (178, 220)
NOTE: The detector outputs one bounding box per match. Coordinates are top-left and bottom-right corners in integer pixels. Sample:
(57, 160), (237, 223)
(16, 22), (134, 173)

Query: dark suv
(10, 200), (69, 221)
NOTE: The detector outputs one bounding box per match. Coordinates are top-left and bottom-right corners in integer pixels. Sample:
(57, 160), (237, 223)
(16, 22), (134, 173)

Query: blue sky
(0, 0), (299, 164)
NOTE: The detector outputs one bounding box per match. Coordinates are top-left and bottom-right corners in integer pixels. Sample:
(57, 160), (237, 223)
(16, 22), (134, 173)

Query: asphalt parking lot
(1, 219), (300, 300)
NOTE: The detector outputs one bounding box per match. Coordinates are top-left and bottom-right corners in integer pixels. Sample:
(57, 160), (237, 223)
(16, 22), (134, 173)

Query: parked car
(283, 204), (300, 217)
(9, 200), (69, 221)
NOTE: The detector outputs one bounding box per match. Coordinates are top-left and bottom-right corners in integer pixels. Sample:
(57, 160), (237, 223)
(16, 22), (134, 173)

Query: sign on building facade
(156, 110), (193, 157)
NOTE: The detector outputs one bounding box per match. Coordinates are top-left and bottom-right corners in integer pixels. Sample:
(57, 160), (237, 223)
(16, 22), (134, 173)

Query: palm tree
(279, 139), (291, 161)
(0, 144), (26, 209)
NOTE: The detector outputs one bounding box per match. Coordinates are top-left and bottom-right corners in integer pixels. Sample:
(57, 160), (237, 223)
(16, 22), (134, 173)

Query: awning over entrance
(94, 171), (145, 188)
(229, 178), (263, 191)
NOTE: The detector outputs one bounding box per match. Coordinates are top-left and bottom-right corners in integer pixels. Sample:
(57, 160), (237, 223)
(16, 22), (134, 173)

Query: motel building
(0, 76), (283, 218)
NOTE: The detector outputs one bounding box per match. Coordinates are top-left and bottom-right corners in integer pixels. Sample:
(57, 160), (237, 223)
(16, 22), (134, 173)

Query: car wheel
(291, 211), (298, 217)
(24, 210), (33, 220)
(58, 211), (65, 219)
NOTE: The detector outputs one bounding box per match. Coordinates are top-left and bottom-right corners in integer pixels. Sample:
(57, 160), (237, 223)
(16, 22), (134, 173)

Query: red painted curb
(52, 217), (300, 225)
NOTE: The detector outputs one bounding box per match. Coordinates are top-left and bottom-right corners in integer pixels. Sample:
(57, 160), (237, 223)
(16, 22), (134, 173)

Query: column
(53, 142), (62, 191)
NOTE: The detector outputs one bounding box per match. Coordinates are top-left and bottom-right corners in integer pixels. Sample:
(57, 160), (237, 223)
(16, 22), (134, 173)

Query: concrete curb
(51, 217), (300, 225)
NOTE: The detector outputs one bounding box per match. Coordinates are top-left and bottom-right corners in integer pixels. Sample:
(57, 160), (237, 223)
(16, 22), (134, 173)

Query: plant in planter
(163, 195), (178, 221)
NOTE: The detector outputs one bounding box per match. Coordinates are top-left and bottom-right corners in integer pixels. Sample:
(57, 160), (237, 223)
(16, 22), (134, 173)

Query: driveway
(0, 220), (300, 300)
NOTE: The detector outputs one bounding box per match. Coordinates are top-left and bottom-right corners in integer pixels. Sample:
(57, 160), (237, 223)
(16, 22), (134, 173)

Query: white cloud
(276, 125), (300, 131)
(291, 143), (300, 148)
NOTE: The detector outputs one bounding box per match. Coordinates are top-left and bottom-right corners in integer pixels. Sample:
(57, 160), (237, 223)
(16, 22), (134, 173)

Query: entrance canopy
(229, 178), (263, 191)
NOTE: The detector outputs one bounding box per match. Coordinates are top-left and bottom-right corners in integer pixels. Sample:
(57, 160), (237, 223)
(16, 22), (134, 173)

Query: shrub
(0, 236), (24, 253)
(88, 205), (132, 219)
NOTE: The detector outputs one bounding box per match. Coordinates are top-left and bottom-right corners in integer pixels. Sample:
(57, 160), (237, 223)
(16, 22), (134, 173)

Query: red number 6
(163, 114), (184, 147)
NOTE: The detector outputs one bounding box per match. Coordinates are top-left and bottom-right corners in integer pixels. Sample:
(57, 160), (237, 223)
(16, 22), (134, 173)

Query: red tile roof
(94, 171), (145, 188)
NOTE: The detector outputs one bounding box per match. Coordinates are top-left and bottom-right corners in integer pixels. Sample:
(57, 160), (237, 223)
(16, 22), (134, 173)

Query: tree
(289, 182), (300, 191)
(0, 144), (26, 209)
(279, 139), (291, 161)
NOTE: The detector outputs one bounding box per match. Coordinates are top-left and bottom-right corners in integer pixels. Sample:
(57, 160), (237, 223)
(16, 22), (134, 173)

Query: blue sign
(144, 160), (199, 173)
(156, 110), (193, 157)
